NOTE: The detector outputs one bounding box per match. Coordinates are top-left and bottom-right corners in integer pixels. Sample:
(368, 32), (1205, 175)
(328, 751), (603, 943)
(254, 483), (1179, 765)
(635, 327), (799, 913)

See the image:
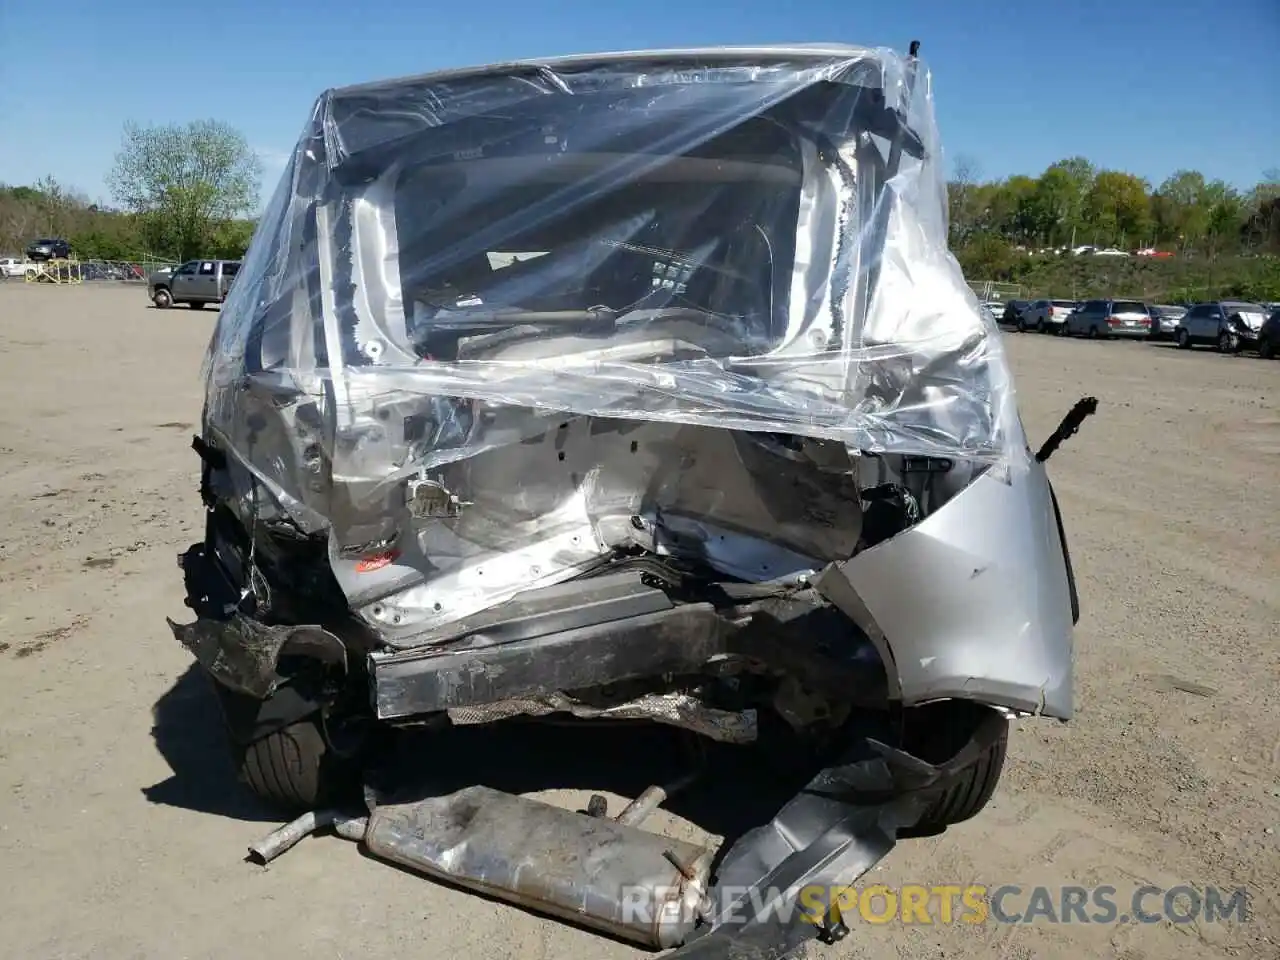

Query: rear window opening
(384, 123), (807, 359)
(1111, 301), (1146, 314)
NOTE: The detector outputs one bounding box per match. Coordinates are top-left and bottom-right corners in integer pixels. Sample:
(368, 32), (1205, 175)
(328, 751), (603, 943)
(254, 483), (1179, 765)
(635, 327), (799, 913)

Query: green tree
(107, 119), (262, 261)
(1085, 171), (1152, 247)
(210, 219), (257, 259)
(955, 232), (1017, 279)
(1041, 157), (1095, 245)
(1201, 180), (1244, 257)
(1155, 170), (1210, 248)
(1249, 168), (1280, 206)
(947, 154), (983, 243)
(983, 175), (1039, 242)
(1242, 170), (1280, 253)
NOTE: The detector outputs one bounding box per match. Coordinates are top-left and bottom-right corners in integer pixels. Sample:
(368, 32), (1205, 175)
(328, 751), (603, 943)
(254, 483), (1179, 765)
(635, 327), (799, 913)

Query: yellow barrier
(25, 258), (83, 284)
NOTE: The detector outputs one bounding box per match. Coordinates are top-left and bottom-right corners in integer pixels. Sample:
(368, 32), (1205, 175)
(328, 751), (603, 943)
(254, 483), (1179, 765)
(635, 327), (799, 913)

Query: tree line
(949, 156), (1280, 286)
(0, 119), (261, 263)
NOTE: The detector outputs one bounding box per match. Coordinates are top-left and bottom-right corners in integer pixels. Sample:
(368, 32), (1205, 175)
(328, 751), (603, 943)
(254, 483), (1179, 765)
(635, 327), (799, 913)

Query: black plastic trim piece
(371, 604), (725, 719)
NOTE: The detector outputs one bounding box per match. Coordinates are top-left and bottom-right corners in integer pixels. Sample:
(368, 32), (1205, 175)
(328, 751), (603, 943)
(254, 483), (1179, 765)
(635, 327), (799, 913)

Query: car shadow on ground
(144, 663), (279, 822)
(143, 543), (278, 822)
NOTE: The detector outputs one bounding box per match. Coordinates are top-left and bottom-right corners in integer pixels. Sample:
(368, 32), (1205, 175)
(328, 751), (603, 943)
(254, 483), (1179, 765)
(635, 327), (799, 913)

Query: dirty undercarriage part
(447, 690), (760, 744)
(250, 782), (715, 950)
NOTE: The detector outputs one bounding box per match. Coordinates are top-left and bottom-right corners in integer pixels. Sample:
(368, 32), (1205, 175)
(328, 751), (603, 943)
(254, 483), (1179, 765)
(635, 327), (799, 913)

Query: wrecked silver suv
(172, 42), (1083, 957)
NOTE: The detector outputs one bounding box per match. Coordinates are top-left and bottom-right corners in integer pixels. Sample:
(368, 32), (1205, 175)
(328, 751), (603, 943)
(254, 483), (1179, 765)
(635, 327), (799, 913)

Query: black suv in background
(26, 238), (72, 261)
(1257, 308), (1280, 359)
(1000, 299), (1031, 326)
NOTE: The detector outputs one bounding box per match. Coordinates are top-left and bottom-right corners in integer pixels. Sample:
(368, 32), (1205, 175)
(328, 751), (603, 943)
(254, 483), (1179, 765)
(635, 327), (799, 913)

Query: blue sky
(0, 0), (1276, 209)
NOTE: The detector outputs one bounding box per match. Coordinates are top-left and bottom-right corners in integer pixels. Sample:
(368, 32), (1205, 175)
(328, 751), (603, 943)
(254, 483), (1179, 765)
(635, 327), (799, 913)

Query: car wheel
(1176, 328), (1190, 349)
(1087, 325), (1099, 339)
(918, 730), (1007, 829)
(1036, 319), (1046, 334)
(902, 701), (1009, 833)
(1260, 336), (1276, 360)
(1218, 329), (1238, 354)
(1016, 318), (1027, 332)
(152, 287), (172, 309)
(236, 712), (367, 813)
(239, 718), (331, 811)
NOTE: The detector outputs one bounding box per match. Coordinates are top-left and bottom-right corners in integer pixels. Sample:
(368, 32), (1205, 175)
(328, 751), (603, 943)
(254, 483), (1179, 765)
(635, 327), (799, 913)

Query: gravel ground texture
(0, 283), (1276, 960)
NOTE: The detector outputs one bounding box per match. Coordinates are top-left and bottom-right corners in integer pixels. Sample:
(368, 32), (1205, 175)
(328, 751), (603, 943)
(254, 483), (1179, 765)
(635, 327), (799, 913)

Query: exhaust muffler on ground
(249, 781), (711, 950)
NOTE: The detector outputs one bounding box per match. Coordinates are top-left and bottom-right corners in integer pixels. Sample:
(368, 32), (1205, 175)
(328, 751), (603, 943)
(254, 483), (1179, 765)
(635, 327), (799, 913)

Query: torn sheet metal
(447, 691), (759, 744)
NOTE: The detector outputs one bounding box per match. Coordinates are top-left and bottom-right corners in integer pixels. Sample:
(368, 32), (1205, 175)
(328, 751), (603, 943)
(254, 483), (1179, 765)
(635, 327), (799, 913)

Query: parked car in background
(1175, 300), (1269, 353)
(148, 259), (241, 308)
(1255, 307), (1280, 359)
(1148, 304), (1186, 341)
(25, 238), (71, 261)
(0, 257), (38, 278)
(1064, 299), (1153, 339)
(1001, 299), (1031, 326)
(1019, 298), (1077, 333)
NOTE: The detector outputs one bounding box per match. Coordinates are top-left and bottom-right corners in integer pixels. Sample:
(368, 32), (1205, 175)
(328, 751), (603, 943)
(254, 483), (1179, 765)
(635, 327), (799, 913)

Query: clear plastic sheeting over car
(202, 44), (1021, 530)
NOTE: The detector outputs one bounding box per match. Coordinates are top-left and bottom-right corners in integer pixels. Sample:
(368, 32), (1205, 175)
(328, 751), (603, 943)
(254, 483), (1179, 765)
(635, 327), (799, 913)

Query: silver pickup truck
(148, 259), (241, 309)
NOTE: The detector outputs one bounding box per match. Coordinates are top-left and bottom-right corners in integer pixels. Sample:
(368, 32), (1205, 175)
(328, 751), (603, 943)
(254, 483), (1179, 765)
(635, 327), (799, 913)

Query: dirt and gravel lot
(0, 283), (1276, 960)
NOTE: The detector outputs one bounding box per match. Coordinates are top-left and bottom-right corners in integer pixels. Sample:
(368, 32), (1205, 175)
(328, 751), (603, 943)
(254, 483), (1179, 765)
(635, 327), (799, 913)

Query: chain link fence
(9, 257), (179, 285)
(967, 280), (1024, 302)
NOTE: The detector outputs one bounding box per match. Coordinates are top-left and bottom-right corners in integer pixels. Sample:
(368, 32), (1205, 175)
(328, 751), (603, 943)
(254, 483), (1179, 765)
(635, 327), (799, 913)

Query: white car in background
(0, 257), (38, 279)
(1019, 298), (1078, 333)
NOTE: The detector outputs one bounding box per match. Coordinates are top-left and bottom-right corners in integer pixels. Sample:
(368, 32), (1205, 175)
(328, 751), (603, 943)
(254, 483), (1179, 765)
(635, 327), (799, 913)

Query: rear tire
(1260, 337), (1276, 360)
(1177, 328), (1191, 349)
(1218, 329), (1238, 354)
(919, 729), (1008, 828)
(152, 287), (172, 309)
(238, 715), (364, 812)
(901, 701), (1009, 832)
